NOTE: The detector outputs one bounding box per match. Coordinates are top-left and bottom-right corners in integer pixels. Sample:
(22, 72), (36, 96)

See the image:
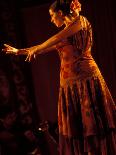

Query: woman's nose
(51, 17), (54, 23)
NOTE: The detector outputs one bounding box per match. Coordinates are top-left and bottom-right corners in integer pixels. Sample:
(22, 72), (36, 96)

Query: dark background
(0, 0), (116, 154)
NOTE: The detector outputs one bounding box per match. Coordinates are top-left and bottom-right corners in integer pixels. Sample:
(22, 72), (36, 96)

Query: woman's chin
(57, 24), (63, 28)
(57, 25), (60, 28)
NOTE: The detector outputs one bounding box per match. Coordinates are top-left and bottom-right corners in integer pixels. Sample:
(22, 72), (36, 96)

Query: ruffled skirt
(58, 76), (116, 155)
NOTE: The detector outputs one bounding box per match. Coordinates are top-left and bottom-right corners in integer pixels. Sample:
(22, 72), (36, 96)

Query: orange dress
(56, 16), (116, 155)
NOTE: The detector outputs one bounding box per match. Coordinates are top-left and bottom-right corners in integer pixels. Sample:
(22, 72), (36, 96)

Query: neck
(75, 10), (79, 17)
(64, 16), (74, 27)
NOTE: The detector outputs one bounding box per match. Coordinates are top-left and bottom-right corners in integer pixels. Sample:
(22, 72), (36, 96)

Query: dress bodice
(56, 16), (93, 61)
(55, 16), (101, 86)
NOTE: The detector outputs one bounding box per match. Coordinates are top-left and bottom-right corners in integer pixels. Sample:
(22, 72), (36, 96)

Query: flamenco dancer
(3, 0), (116, 154)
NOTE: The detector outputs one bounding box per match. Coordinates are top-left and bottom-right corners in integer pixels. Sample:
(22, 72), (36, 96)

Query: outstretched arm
(2, 43), (56, 56)
(34, 18), (82, 52)
(2, 17), (83, 61)
(25, 18), (82, 61)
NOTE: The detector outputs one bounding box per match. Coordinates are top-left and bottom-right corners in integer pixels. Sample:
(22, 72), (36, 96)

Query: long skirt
(58, 76), (116, 155)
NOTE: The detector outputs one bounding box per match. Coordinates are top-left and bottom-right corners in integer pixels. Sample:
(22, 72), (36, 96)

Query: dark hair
(50, 0), (72, 16)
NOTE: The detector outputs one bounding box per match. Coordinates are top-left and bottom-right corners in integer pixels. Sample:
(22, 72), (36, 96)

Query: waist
(60, 58), (102, 87)
(61, 53), (93, 67)
(60, 48), (92, 62)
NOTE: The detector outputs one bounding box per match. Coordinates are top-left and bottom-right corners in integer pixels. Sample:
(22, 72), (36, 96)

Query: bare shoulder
(78, 15), (91, 29)
(53, 16), (89, 40)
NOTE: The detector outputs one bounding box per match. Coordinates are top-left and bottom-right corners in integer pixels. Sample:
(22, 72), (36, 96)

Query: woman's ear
(57, 10), (64, 18)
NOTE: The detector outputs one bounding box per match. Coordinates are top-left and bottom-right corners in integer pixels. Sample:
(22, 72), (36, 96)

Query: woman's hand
(2, 44), (18, 54)
(25, 46), (40, 62)
(2, 44), (41, 62)
(2, 44), (29, 55)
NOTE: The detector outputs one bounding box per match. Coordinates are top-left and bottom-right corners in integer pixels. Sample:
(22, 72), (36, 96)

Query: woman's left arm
(37, 19), (82, 51)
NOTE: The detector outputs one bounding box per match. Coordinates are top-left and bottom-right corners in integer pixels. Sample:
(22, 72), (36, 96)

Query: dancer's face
(49, 9), (64, 27)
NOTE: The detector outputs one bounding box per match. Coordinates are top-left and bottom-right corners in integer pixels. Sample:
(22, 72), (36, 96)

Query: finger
(4, 44), (12, 48)
(28, 55), (31, 62)
(25, 57), (28, 61)
(34, 54), (36, 59)
(4, 44), (14, 49)
(5, 51), (17, 54)
(5, 50), (15, 52)
(25, 55), (30, 62)
(9, 48), (18, 53)
(6, 52), (12, 54)
(6, 52), (15, 54)
(28, 55), (33, 62)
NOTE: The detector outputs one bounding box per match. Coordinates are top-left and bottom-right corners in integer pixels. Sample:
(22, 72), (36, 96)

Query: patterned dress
(56, 15), (116, 155)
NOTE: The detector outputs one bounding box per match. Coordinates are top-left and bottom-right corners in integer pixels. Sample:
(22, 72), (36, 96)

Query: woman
(3, 0), (116, 155)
